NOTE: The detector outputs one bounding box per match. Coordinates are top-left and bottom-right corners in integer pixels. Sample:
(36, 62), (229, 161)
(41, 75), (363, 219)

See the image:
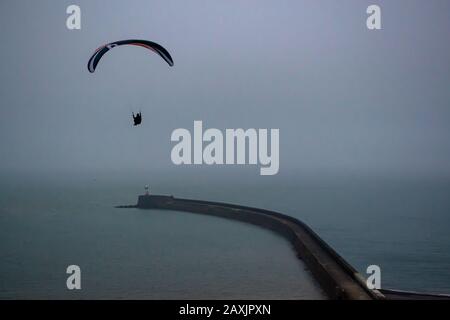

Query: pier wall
(134, 195), (384, 300)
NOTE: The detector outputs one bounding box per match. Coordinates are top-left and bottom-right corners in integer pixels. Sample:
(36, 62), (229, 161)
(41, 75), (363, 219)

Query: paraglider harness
(132, 112), (142, 126)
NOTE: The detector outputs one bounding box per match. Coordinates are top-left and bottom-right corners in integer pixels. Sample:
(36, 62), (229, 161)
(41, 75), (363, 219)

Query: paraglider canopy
(87, 39), (174, 73)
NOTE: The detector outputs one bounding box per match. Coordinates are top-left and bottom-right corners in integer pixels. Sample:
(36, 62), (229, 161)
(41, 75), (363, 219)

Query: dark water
(0, 173), (324, 299)
(1, 172), (449, 298)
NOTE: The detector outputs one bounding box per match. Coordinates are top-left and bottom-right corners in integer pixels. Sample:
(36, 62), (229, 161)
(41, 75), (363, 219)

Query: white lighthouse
(144, 185), (149, 196)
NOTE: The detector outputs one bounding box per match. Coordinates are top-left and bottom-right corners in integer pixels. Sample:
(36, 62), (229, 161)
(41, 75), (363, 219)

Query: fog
(1, 0), (450, 180)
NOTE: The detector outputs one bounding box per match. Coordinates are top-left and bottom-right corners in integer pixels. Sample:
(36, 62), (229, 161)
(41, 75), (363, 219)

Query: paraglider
(132, 112), (142, 126)
(87, 39), (173, 127)
(87, 39), (174, 73)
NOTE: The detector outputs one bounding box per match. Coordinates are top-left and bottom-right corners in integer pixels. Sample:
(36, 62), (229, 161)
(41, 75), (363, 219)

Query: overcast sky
(1, 0), (450, 179)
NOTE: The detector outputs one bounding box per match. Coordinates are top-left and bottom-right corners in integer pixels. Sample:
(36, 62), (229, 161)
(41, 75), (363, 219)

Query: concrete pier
(119, 195), (384, 300)
(117, 194), (450, 300)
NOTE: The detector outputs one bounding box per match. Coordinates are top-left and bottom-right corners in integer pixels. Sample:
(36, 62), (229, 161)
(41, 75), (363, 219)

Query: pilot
(132, 112), (142, 126)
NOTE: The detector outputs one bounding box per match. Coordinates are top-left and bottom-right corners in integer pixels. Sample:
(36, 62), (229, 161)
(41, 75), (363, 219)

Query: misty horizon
(1, 0), (450, 179)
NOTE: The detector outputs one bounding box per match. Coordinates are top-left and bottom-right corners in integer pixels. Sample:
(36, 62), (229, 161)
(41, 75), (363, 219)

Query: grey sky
(1, 0), (450, 178)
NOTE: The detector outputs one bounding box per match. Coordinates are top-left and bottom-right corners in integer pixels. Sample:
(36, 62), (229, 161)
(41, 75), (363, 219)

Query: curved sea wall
(130, 195), (384, 300)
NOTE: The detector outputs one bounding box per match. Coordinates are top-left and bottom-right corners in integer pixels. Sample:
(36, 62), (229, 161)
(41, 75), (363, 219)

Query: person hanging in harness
(132, 112), (142, 126)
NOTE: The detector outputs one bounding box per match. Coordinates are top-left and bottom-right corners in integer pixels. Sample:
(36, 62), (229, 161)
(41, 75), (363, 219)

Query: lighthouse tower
(144, 185), (149, 196)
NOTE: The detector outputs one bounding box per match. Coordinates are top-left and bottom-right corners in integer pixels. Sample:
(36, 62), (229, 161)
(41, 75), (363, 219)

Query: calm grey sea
(1, 172), (449, 299)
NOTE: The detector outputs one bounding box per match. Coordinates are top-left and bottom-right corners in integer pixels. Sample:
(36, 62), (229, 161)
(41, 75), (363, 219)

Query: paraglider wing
(87, 39), (174, 73)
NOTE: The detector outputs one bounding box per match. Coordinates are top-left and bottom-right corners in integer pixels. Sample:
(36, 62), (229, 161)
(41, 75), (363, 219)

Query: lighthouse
(144, 185), (149, 196)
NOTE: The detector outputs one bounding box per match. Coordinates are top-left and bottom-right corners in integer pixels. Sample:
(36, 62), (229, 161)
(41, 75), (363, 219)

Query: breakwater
(118, 194), (384, 300)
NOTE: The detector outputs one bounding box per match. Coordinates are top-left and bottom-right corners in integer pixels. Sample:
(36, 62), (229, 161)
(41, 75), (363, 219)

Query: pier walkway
(118, 195), (383, 300)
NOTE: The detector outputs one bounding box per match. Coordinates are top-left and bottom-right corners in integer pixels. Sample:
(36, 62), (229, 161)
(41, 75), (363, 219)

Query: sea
(1, 171), (449, 299)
